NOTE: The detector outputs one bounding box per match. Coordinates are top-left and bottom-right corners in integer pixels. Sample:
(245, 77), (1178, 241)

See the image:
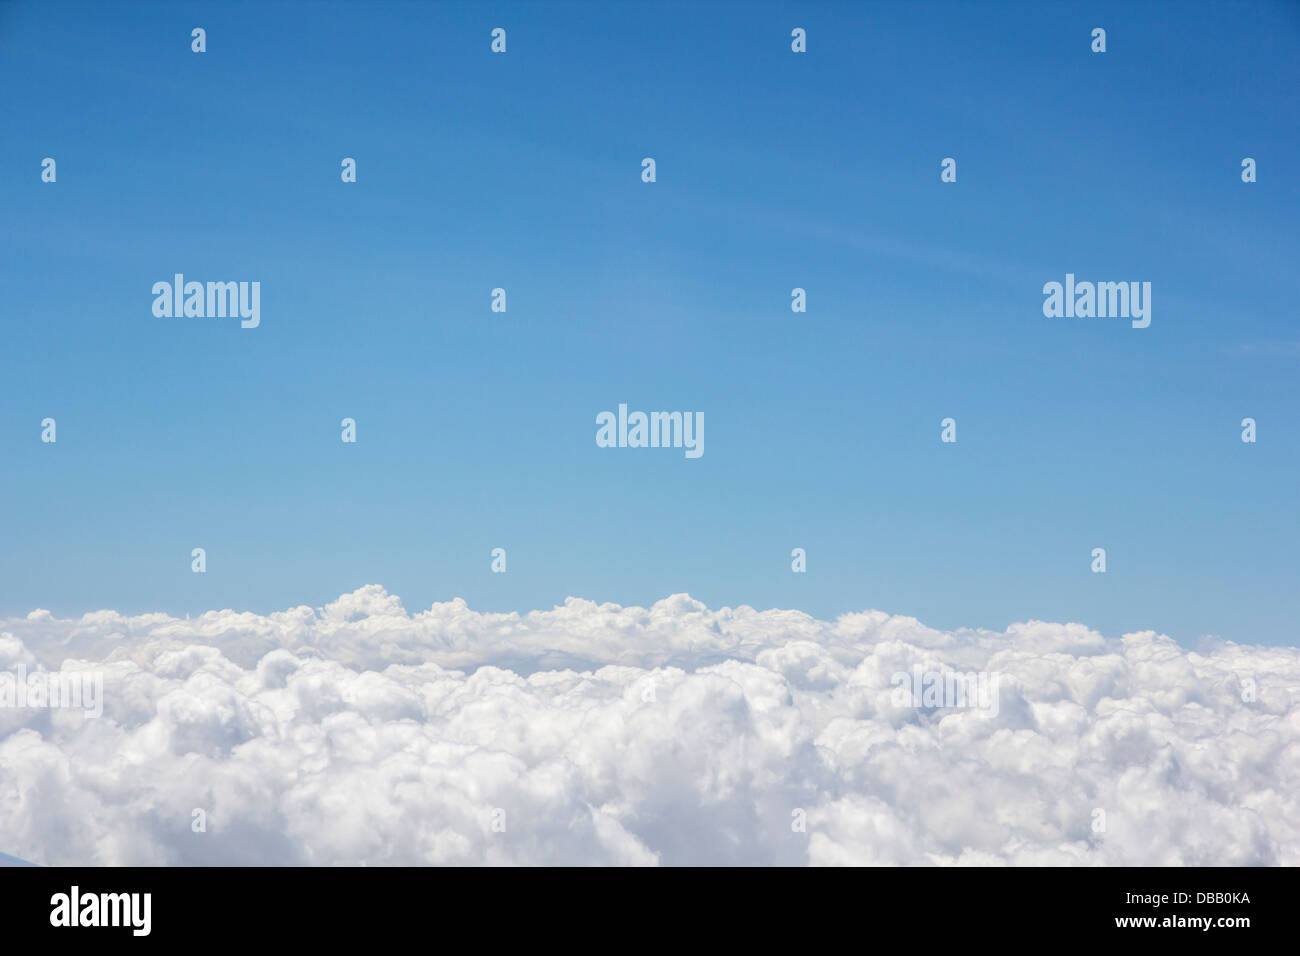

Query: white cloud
(0, 586), (1296, 866)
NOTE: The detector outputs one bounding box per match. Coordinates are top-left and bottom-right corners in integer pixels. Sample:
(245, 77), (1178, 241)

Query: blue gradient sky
(2, 0), (1298, 645)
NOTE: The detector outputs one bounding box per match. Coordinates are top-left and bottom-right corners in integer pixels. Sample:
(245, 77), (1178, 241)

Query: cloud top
(1, 587), (1296, 866)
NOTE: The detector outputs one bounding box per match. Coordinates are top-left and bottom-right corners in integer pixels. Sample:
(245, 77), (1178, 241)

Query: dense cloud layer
(1, 586), (1296, 865)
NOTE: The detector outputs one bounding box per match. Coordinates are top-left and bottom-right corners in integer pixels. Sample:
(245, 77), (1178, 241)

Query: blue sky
(2, 0), (1297, 645)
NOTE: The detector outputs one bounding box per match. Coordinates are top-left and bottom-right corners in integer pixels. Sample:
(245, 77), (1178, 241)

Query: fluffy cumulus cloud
(0, 586), (1296, 866)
